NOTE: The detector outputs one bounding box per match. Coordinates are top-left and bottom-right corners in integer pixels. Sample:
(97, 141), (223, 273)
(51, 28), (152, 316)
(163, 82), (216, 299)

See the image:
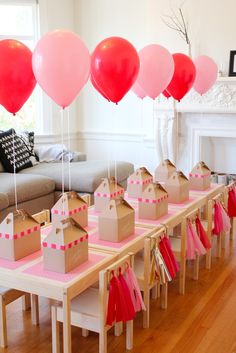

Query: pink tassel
(124, 265), (146, 312)
(187, 223), (196, 260)
(190, 222), (206, 256)
(218, 202), (231, 232)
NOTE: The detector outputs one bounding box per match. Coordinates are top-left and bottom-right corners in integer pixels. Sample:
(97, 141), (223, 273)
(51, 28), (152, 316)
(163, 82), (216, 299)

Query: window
(0, 0), (40, 131)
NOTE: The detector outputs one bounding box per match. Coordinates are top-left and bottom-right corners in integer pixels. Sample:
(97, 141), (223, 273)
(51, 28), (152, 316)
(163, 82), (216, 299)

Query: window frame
(0, 0), (43, 133)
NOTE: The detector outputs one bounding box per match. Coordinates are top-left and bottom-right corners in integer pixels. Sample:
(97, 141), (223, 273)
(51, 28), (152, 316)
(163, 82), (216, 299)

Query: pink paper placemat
(0, 250), (42, 270)
(23, 253), (106, 282)
(88, 227), (147, 249)
(135, 209), (178, 225)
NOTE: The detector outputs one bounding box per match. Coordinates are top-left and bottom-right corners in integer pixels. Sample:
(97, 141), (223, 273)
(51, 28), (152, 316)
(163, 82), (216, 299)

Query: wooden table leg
(31, 294), (39, 326)
(22, 293), (31, 311)
(63, 291), (71, 353)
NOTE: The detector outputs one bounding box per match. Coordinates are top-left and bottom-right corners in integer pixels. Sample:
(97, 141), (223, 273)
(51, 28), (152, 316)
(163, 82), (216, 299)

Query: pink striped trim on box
(52, 204), (87, 216)
(138, 195), (168, 204)
(189, 173), (211, 179)
(42, 234), (88, 251)
(0, 225), (40, 240)
(94, 189), (124, 198)
(128, 177), (153, 185)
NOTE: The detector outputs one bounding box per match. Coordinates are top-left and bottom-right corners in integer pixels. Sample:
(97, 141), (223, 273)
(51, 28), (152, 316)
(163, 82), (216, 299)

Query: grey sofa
(0, 158), (134, 220)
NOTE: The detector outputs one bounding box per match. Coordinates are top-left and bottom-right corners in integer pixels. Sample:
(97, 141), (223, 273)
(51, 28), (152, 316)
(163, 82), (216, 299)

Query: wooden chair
(169, 207), (203, 294)
(51, 253), (135, 353)
(134, 226), (168, 329)
(0, 288), (32, 347)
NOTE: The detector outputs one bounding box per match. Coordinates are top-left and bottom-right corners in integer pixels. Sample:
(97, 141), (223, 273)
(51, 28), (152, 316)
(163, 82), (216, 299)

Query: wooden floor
(1, 236), (236, 353)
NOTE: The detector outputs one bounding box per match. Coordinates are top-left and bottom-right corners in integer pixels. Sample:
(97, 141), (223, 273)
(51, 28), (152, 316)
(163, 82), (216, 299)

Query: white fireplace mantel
(154, 77), (236, 174)
(155, 77), (236, 114)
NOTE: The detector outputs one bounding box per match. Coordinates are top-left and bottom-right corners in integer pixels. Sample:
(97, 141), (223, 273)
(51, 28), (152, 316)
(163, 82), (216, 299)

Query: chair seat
(169, 237), (181, 252)
(201, 219), (214, 231)
(56, 287), (102, 332)
(134, 256), (144, 280)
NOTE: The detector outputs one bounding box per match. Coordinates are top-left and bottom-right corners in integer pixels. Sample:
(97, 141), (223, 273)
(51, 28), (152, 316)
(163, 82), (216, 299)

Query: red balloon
(162, 89), (171, 99)
(90, 74), (110, 101)
(0, 39), (36, 114)
(166, 53), (196, 101)
(91, 37), (140, 104)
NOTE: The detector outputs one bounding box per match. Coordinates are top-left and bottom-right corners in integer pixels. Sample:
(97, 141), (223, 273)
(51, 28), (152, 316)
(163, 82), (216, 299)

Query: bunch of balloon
(32, 29), (90, 194)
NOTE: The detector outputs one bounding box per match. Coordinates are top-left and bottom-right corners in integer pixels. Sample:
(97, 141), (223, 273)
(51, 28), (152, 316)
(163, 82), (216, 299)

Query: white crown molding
(77, 130), (145, 143)
(35, 131), (80, 145)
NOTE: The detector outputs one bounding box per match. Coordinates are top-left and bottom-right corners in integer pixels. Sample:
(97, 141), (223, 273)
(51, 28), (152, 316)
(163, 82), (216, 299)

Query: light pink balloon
(138, 44), (174, 99)
(132, 80), (146, 99)
(193, 55), (218, 95)
(32, 30), (90, 108)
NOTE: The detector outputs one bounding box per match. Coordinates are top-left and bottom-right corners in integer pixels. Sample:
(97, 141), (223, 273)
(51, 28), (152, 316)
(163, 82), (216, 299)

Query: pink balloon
(132, 81), (146, 99)
(32, 30), (90, 108)
(138, 44), (174, 99)
(193, 55), (218, 95)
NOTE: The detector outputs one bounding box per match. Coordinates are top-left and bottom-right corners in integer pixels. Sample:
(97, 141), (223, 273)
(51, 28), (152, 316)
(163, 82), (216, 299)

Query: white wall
(73, 0), (236, 171)
(37, 0), (236, 167)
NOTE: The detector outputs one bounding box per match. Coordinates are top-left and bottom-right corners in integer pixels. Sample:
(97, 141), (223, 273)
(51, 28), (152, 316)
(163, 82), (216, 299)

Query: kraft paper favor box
(0, 209), (41, 261)
(138, 183), (168, 220)
(51, 191), (88, 228)
(43, 217), (88, 273)
(164, 171), (189, 203)
(94, 177), (124, 212)
(189, 162), (211, 191)
(154, 159), (176, 183)
(98, 198), (135, 242)
(127, 167), (153, 198)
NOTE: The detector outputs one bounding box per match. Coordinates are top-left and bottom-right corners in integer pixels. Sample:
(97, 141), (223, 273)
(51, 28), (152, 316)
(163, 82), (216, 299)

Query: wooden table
(0, 247), (116, 353)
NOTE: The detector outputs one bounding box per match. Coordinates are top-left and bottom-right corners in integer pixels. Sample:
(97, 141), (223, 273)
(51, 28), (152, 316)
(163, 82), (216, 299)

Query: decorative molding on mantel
(155, 77), (236, 114)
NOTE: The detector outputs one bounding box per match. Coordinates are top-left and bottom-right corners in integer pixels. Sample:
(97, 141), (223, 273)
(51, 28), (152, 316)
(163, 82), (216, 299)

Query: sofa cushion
(0, 173), (55, 206)
(0, 129), (33, 173)
(19, 160), (134, 193)
(0, 193), (9, 211)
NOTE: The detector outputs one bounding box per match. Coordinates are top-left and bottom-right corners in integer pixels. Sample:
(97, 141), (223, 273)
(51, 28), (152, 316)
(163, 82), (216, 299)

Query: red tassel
(159, 236), (179, 279)
(118, 270), (136, 321)
(106, 271), (117, 326)
(195, 216), (211, 249)
(213, 202), (224, 235)
(228, 188), (236, 218)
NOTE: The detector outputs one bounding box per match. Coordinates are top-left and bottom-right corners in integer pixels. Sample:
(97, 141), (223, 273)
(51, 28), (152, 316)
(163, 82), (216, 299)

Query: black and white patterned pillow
(0, 129), (33, 173)
(17, 131), (39, 162)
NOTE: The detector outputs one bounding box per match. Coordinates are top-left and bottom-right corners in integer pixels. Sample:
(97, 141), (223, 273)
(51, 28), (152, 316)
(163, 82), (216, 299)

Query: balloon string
(114, 105), (117, 195)
(174, 100), (179, 167)
(107, 150), (110, 179)
(60, 108), (65, 199)
(67, 108), (71, 191)
(12, 130), (18, 210)
(140, 99), (144, 167)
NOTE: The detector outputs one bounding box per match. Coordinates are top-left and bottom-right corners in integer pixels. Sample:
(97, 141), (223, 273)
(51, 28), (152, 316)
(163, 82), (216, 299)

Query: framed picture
(229, 50), (236, 76)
